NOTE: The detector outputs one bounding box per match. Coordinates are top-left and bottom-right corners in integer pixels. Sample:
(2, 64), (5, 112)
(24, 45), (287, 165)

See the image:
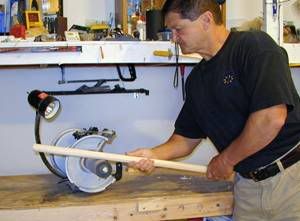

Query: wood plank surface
(0, 169), (233, 221)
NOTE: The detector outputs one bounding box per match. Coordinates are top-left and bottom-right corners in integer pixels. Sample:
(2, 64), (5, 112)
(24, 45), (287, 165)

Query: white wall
(226, 0), (263, 29)
(293, 69), (300, 91)
(283, 0), (300, 27)
(63, 0), (115, 28)
(227, 0), (300, 30)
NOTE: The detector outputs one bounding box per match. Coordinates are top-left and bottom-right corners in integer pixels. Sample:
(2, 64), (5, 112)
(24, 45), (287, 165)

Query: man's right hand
(126, 134), (201, 173)
(126, 148), (157, 173)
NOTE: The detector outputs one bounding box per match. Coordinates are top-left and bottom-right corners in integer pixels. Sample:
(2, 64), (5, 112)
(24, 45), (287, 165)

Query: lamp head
(28, 90), (60, 120)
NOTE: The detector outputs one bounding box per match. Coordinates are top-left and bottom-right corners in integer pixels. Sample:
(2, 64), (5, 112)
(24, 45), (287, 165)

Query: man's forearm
(152, 134), (201, 160)
(221, 104), (287, 167)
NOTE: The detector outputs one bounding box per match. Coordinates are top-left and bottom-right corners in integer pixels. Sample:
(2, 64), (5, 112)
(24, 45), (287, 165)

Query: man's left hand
(206, 154), (234, 180)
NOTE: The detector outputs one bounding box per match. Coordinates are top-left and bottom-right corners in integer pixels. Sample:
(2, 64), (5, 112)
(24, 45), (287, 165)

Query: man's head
(162, 0), (223, 25)
(162, 0), (226, 58)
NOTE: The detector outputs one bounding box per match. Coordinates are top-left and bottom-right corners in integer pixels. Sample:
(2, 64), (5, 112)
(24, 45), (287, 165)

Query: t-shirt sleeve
(174, 98), (207, 139)
(243, 49), (296, 113)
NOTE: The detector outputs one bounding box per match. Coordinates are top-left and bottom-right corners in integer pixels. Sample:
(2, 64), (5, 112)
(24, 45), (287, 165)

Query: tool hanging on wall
(57, 64), (137, 84)
(173, 42), (180, 88)
(180, 64), (186, 100)
(46, 85), (149, 96)
(116, 64), (137, 81)
(153, 44), (189, 101)
(55, 64), (149, 96)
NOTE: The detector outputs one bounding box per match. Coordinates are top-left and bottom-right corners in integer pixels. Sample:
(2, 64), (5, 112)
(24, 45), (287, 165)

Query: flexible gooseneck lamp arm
(28, 90), (66, 179)
(34, 112), (67, 179)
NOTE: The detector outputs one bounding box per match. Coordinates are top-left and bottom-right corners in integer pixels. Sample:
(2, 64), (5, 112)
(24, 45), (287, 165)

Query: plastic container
(10, 24), (26, 38)
(136, 19), (146, 40)
(157, 29), (172, 41)
(0, 12), (4, 33)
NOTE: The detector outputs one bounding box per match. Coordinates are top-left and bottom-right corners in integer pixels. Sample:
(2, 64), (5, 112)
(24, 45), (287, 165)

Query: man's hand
(126, 148), (157, 173)
(206, 154), (234, 180)
(126, 134), (201, 174)
(206, 104), (287, 181)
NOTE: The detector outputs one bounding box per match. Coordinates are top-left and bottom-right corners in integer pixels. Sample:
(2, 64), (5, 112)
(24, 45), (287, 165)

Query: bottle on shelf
(136, 17), (146, 40)
(31, 0), (39, 11)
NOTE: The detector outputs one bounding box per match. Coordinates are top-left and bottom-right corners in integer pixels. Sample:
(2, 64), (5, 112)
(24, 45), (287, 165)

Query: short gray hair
(162, 0), (223, 25)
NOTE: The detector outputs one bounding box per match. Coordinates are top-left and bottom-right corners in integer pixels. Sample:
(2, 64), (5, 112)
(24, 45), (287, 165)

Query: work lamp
(28, 90), (60, 120)
(27, 90), (65, 178)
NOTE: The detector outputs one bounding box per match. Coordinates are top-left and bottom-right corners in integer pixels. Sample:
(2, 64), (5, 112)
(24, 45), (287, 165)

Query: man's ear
(199, 11), (213, 30)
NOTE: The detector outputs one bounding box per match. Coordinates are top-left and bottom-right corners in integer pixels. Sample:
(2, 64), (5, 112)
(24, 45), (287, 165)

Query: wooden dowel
(33, 144), (207, 174)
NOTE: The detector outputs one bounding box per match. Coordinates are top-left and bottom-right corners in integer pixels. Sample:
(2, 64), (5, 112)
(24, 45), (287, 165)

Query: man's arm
(207, 104), (287, 180)
(127, 134), (201, 172)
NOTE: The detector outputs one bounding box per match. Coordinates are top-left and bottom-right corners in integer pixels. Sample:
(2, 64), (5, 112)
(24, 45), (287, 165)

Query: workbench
(0, 169), (233, 221)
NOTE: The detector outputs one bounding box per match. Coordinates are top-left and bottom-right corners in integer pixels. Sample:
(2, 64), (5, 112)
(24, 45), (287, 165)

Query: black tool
(180, 64), (186, 100)
(173, 42), (180, 88)
(46, 84), (149, 96)
(116, 64), (137, 82)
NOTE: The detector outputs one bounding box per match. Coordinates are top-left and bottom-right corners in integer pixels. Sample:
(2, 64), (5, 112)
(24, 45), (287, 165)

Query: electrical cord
(35, 112), (67, 179)
(173, 42), (180, 88)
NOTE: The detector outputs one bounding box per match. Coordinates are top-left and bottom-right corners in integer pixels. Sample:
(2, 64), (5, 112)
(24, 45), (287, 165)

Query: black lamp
(28, 90), (65, 178)
(28, 90), (60, 120)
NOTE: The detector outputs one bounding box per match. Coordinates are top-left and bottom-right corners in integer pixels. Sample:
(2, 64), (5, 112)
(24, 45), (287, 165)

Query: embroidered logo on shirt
(223, 74), (235, 85)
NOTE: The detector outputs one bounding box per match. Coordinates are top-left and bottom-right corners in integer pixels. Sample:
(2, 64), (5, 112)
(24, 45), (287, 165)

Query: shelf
(0, 41), (201, 65)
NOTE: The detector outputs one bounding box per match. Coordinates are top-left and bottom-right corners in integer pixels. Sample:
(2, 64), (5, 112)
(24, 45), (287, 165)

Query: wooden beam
(33, 144), (207, 173)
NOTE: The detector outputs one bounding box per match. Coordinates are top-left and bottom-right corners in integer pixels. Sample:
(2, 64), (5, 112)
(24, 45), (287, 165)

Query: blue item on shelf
(0, 12), (4, 33)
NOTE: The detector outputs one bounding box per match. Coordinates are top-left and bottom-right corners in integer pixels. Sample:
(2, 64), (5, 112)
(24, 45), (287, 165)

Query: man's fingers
(127, 158), (155, 173)
(127, 161), (138, 168)
(207, 170), (232, 180)
(141, 159), (155, 172)
(137, 159), (154, 170)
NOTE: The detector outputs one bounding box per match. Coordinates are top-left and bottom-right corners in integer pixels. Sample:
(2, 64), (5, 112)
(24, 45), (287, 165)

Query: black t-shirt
(174, 31), (300, 173)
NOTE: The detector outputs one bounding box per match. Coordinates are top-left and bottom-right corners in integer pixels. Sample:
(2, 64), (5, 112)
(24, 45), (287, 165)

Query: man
(128, 0), (300, 220)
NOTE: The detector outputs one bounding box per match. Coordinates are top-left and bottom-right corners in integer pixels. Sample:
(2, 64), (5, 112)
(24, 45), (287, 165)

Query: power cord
(173, 42), (180, 88)
(35, 112), (67, 179)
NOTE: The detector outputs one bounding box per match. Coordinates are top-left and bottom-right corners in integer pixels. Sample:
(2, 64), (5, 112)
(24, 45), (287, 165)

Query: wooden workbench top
(0, 169), (233, 221)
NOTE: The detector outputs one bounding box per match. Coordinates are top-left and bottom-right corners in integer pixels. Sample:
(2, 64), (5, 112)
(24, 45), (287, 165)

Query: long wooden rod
(33, 144), (207, 174)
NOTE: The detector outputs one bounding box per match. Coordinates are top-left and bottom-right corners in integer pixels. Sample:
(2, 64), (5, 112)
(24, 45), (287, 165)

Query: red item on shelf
(10, 24), (26, 39)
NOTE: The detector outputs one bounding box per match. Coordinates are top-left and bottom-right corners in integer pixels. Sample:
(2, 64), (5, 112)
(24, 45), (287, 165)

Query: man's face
(165, 12), (206, 54)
